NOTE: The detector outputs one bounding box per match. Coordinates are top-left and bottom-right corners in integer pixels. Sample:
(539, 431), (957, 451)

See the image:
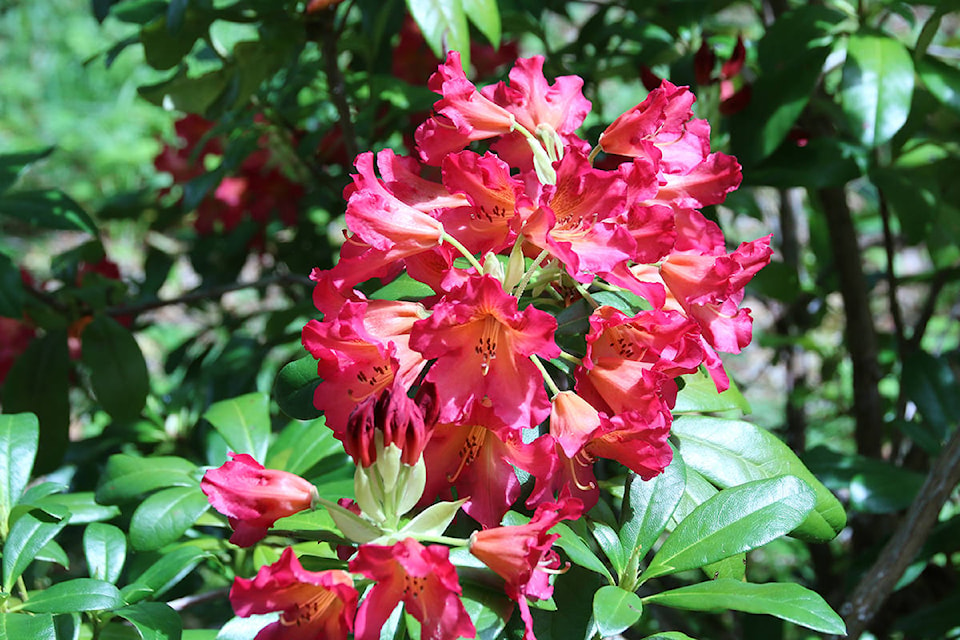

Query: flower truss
(202, 51), (773, 640)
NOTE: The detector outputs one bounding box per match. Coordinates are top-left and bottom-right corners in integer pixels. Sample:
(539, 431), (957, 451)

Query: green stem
(416, 533), (471, 547)
(513, 249), (551, 298)
(572, 279), (601, 309)
(442, 232), (484, 273)
(558, 350), (583, 366)
(531, 354), (562, 397)
(588, 144), (602, 165)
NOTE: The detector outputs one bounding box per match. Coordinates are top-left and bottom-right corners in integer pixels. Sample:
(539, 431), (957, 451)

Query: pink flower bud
(201, 453), (317, 547)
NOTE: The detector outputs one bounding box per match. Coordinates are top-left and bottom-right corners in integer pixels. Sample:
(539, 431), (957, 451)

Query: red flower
(0, 316), (35, 384)
(349, 538), (476, 640)
(231, 547), (357, 640)
(469, 497), (582, 640)
(201, 453), (318, 547)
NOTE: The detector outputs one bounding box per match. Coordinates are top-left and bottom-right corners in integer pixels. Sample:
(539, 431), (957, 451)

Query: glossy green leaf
(84, 523), (127, 583)
(406, 0), (470, 72)
(902, 350), (960, 442)
(96, 454), (197, 504)
(917, 55), (960, 116)
(840, 34), (915, 148)
(0, 148), (53, 194)
(674, 370), (750, 414)
(140, 11), (212, 71)
(129, 487), (210, 550)
(35, 492), (120, 525)
(400, 499), (466, 539)
(463, 0), (500, 48)
(214, 614), (278, 640)
(2, 505), (69, 592)
(1, 331), (70, 474)
(671, 415), (846, 541)
(460, 582), (512, 640)
(123, 545), (211, 604)
(641, 633), (698, 640)
(593, 585), (643, 636)
(273, 356), (323, 421)
(0, 190), (98, 234)
(0, 612), (56, 640)
(203, 392), (271, 462)
(114, 602), (182, 640)
(35, 539), (69, 568)
(620, 453), (685, 573)
(266, 417), (341, 476)
(644, 579), (845, 634)
(0, 251), (25, 317)
(369, 271), (435, 302)
(550, 522), (614, 584)
(643, 476), (816, 581)
(81, 315), (149, 421)
(591, 520), (624, 574)
(21, 579), (124, 614)
(0, 412), (38, 537)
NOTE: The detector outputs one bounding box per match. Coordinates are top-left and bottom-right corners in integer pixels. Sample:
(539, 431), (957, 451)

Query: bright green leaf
(2, 506), (69, 592)
(0, 148), (54, 194)
(84, 523), (127, 583)
(266, 417), (341, 475)
(406, 0), (471, 72)
(849, 468), (925, 514)
(81, 316), (150, 421)
(21, 579), (124, 614)
(674, 370), (750, 414)
(35, 539), (69, 569)
(123, 546), (210, 604)
(644, 579), (846, 635)
(643, 476), (816, 581)
(0, 412), (38, 537)
(591, 520), (624, 575)
(96, 454), (198, 504)
(129, 487), (210, 551)
(620, 453), (685, 573)
(35, 492), (121, 525)
(550, 522), (614, 584)
(463, 0), (500, 48)
(840, 34), (915, 148)
(917, 55), (960, 117)
(0, 612), (56, 640)
(400, 499), (466, 539)
(369, 272), (436, 302)
(641, 633), (698, 640)
(671, 416), (846, 541)
(593, 585), (643, 636)
(114, 602), (182, 640)
(203, 392), (271, 463)
(215, 614), (278, 640)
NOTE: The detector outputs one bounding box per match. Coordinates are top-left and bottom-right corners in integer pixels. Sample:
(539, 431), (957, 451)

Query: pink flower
(469, 497), (582, 640)
(201, 453), (318, 547)
(349, 538), (476, 640)
(344, 381), (437, 467)
(409, 275), (560, 434)
(230, 547), (357, 640)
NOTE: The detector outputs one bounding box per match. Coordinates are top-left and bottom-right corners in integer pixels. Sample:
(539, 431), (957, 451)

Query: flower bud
(201, 452), (318, 547)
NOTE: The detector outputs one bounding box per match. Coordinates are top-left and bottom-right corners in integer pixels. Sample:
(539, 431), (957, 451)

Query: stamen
(447, 425), (487, 483)
(280, 589), (337, 627)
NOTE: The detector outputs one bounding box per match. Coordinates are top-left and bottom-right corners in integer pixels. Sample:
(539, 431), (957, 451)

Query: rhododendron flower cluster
(202, 52), (771, 640)
(155, 114), (303, 237)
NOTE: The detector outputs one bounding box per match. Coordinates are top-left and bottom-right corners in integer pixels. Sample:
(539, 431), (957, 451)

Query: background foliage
(1, 0), (959, 638)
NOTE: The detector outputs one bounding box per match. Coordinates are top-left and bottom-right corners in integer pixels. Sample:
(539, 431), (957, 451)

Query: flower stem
(531, 354), (562, 397)
(416, 533), (471, 547)
(513, 249), (551, 298)
(442, 232), (484, 273)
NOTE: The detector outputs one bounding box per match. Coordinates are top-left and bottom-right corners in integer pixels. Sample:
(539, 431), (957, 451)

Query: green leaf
(2, 506), (69, 593)
(114, 602), (182, 640)
(266, 417), (341, 476)
(674, 369), (750, 414)
(593, 585), (643, 637)
(0, 190), (98, 234)
(0, 251), (25, 317)
(902, 350), (960, 443)
(550, 522), (614, 584)
(460, 582), (512, 640)
(140, 11), (212, 71)
(21, 579), (124, 614)
(641, 633), (698, 640)
(96, 455), (197, 504)
(84, 523), (127, 583)
(129, 487), (210, 551)
(214, 614), (278, 640)
(35, 539), (69, 569)
(917, 55), (960, 117)
(590, 520), (624, 574)
(840, 34), (915, 148)
(643, 476), (816, 581)
(203, 393), (271, 462)
(620, 452), (685, 571)
(0, 148), (54, 194)
(273, 356), (322, 422)
(644, 579), (846, 635)
(671, 415), (846, 541)
(463, 0), (500, 48)
(406, 0), (470, 72)
(0, 412), (38, 537)
(1, 331), (71, 474)
(400, 499), (466, 539)
(122, 546), (210, 604)
(369, 272), (436, 302)
(0, 612), (57, 640)
(81, 316), (149, 421)
(34, 492), (121, 525)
